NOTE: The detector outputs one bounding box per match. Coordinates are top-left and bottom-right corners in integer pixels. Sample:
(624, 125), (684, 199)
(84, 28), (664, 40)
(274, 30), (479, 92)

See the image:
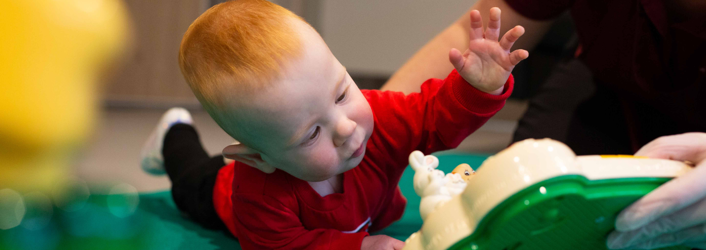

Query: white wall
(319, 0), (478, 76)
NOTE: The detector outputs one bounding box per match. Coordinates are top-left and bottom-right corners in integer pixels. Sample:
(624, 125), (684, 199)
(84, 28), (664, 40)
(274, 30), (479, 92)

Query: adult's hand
(607, 132), (706, 249)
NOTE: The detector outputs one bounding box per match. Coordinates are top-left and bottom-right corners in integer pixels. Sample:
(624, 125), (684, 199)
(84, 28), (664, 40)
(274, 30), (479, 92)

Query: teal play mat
(0, 153), (487, 250)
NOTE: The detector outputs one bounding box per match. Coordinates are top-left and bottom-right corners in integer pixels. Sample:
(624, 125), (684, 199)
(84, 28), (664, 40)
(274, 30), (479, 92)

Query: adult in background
(382, 0), (705, 248)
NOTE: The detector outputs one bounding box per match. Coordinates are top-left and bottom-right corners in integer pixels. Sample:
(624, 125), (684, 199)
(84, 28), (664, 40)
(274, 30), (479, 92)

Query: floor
(74, 100), (528, 193)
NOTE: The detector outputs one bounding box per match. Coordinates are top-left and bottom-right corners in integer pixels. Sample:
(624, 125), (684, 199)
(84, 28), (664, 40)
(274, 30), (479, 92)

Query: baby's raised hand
(449, 8), (529, 94)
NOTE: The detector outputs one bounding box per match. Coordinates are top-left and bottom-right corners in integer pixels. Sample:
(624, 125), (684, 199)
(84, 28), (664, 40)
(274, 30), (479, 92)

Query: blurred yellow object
(0, 0), (130, 193)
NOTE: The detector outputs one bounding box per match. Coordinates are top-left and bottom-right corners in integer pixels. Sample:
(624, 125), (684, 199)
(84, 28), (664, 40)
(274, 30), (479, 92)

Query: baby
(140, 0), (527, 249)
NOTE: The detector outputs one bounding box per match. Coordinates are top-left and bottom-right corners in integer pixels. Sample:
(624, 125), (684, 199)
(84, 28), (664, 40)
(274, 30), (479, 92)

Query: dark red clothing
(211, 70), (514, 249)
(506, 0), (706, 150)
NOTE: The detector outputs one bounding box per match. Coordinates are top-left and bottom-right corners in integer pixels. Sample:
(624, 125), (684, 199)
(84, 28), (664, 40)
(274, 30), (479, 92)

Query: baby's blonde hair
(179, 0), (302, 110)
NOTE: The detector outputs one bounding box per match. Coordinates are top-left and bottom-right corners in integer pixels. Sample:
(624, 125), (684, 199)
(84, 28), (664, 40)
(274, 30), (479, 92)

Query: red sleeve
(233, 194), (369, 250)
(364, 70), (513, 175)
(504, 0), (574, 21)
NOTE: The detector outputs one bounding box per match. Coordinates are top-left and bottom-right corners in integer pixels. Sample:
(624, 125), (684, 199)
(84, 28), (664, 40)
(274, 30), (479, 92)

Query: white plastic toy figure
(451, 163), (475, 182)
(409, 151), (468, 221)
(403, 139), (693, 250)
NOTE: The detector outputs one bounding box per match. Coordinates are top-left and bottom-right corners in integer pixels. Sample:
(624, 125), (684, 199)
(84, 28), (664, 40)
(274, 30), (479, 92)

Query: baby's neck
(307, 174), (343, 197)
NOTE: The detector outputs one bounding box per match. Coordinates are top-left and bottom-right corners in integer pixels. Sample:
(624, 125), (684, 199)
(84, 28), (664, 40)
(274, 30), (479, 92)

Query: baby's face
(232, 19), (374, 182)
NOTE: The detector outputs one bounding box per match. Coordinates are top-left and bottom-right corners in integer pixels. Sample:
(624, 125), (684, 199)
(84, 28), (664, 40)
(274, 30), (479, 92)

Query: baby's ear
(222, 143), (276, 174)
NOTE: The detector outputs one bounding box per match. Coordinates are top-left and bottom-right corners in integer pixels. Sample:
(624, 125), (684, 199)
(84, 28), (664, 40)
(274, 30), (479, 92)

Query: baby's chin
(302, 173), (338, 182)
(298, 167), (341, 182)
(300, 160), (361, 182)
(345, 155), (364, 170)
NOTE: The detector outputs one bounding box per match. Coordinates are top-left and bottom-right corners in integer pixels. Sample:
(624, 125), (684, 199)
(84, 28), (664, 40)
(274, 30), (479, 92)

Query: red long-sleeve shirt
(212, 70), (514, 249)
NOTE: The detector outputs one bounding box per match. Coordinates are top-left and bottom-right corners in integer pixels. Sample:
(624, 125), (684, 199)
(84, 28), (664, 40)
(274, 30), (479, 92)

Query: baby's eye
(335, 90), (347, 104)
(307, 127), (320, 141)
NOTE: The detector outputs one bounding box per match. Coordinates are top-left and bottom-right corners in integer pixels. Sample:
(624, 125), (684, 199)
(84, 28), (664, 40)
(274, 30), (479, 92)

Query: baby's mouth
(351, 140), (365, 158)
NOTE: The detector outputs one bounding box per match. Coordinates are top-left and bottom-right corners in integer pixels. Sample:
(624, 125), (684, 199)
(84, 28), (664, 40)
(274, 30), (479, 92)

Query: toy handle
(576, 155), (692, 180)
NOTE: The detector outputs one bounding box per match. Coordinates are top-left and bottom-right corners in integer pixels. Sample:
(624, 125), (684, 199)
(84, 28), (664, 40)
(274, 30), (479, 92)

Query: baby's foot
(140, 107), (193, 175)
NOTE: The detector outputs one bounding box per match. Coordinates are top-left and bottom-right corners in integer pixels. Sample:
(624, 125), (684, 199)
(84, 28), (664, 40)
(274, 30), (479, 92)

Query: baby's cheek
(304, 146), (340, 175)
(358, 105), (374, 136)
(348, 97), (372, 129)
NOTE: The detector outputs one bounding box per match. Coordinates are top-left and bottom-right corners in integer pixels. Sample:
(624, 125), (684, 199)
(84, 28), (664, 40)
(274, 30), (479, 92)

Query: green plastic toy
(404, 139), (691, 250)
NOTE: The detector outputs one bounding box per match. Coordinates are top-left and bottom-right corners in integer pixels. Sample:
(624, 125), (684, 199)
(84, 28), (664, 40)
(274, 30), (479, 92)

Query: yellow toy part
(451, 163), (475, 182)
(0, 0), (130, 193)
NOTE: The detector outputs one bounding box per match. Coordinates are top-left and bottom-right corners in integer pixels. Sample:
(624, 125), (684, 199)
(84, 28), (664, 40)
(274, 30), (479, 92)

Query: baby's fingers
(484, 7), (501, 41)
(468, 10), (484, 41)
(509, 49), (529, 66)
(449, 48), (466, 71)
(392, 238), (406, 250)
(500, 25), (525, 51)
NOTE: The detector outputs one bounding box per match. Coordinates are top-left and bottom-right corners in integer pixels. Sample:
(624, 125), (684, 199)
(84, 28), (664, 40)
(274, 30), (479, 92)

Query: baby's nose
(333, 118), (356, 147)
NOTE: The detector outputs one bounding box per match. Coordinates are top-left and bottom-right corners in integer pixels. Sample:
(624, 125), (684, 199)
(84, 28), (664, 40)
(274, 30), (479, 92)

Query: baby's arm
(233, 194), (406, 249)
(365, 66), (514, 176)
(233, 194), (369, 249)
(366, 9), (526, 176)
